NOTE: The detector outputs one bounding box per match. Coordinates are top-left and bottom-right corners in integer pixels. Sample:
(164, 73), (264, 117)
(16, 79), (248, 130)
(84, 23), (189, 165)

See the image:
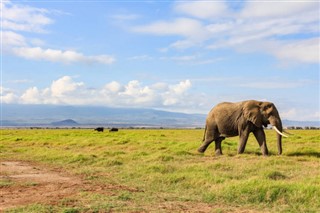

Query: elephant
(198, 100), (289, 156)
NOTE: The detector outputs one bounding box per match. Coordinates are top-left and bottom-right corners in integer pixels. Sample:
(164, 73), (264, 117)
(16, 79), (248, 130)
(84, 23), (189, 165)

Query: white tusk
(272, 126), (288, 138)
(283, 130), (293, 135)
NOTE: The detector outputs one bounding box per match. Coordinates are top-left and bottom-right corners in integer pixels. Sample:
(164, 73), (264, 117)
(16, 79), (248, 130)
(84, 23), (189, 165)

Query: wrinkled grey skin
(198, 100), (284, 156)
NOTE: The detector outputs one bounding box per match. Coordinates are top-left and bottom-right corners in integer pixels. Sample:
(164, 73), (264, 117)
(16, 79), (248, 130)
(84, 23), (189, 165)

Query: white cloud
(133, 18), (208, 41)
(9, 76), (195, 109)
(240, 1), (318, 19)
(169, 40), (199, 49)
(10, 47), (116, 65)
(2, 31), (27, 47)
(103, 81), (122, 93)
(161, 54), (224, 65)
(132, 0), (319, 64)
(206, 22), (234, 34)
(281, 108), (297, 120)
(20, 87), (42, 104)
(0, 86), (19, 104)
(162, 80), (192, 106)
(124, 82), (156, 105)
(2, 1), (53, 33)
(117, 80), (157, 106)
(281, 108), (320, 121)
(2, 1), (116, 65)
(18, 77), (86, 105)
(270, 38), (319, 64)
(174, 1), (229, 19)
(50, 76), (84, 97)
(169, 79), (191, 95)
(2, 76), (319, 119)
(150, 82), (168, 91)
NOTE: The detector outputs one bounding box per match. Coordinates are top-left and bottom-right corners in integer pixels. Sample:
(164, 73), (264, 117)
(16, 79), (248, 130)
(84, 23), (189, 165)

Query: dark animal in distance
(109, 128), (119, 132)
(94, 127), (104, 132)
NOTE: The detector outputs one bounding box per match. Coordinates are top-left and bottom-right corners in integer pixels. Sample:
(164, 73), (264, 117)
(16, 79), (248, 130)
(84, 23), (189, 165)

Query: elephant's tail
(202, 125), (207, 142)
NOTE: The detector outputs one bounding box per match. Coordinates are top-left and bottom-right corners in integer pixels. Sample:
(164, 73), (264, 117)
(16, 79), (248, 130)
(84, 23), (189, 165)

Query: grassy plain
(1, 129), (319, 212)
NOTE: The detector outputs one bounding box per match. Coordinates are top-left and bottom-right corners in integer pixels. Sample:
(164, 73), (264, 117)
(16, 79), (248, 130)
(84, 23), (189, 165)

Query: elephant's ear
(243, 101), (263, 127)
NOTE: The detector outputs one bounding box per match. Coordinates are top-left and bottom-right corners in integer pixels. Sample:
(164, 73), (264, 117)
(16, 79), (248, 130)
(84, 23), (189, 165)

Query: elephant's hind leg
(198, 128), (215, 153)
(198, 139), (214, 153)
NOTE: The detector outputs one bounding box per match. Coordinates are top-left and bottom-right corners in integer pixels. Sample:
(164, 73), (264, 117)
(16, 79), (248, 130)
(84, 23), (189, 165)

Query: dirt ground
(0, 161), (87, 211)
(0, 161), (259, 212)
(0, 161), (212, 212)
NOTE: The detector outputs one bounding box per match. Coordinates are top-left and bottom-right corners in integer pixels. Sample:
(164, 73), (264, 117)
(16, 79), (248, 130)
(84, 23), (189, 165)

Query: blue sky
(1, 0), (319, 121)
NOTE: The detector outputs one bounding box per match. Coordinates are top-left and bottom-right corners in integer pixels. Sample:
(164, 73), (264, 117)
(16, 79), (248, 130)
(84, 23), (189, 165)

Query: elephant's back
(207, 102), (242, 136)
(211, 102), (241, 113)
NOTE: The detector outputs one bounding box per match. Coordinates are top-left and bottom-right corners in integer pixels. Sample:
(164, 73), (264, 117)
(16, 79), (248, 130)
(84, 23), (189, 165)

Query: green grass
(1, 129), (319, 212)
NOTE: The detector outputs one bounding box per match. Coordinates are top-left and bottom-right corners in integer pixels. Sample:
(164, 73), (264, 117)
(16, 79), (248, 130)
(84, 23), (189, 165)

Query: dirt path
(0, 161), (261, 212)
(0, 161), (84, 211)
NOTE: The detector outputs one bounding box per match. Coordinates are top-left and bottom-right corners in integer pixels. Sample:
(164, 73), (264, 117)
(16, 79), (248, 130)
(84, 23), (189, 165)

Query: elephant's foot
(237, 145), (246, 154)
(197, 147), (206, 153)
(260, 146), (269, 156)
(215, 150), (223, 156)
(237, 150), (244, 154)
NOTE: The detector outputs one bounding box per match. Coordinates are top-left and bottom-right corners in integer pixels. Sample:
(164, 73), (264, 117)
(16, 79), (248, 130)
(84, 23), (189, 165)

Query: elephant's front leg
(253, 129), (268, 156)
(214, 137), (225, 156)
(237, 128), (250, 154)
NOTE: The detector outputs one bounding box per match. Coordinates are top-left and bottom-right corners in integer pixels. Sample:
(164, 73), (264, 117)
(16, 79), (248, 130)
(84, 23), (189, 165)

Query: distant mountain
(1, 104), (319, 128)
(50, 119), (79, 126)
(1, 104), (205, 128)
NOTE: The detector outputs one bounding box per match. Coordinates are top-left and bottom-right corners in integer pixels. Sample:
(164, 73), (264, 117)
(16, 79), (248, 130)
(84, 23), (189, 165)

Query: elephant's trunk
(269, 116), (285, 155)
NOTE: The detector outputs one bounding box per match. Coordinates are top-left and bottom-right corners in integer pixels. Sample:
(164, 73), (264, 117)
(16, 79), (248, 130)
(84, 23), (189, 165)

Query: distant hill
(50, 119), (79, 126)
(1, 104), (319, 128)
(1, 104), (205, 128)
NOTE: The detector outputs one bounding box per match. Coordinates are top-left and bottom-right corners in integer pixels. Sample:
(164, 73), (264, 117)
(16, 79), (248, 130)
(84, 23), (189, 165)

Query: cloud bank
(133, 1), (319, 64)
(1, 75), (319, 121)
(1, 76), (195, 110)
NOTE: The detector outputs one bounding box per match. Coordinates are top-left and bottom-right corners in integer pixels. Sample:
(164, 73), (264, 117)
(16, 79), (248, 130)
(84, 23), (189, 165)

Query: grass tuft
(266, 171), (287, 180)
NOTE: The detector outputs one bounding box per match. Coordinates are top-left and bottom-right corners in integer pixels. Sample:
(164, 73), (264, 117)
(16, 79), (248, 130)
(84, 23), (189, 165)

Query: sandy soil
(0, 161), (213, 212)
(0, 161), (87, 211)
(0, 161), (259, 212)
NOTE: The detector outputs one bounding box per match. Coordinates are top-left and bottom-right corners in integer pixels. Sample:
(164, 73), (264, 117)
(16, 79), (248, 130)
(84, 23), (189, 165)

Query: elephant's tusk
(272, 126), (288, 138)
(283, 130), (293, 135)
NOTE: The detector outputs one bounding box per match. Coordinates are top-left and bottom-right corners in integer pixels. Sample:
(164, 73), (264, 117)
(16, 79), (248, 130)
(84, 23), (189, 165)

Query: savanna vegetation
(1, 129), (319, 212)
